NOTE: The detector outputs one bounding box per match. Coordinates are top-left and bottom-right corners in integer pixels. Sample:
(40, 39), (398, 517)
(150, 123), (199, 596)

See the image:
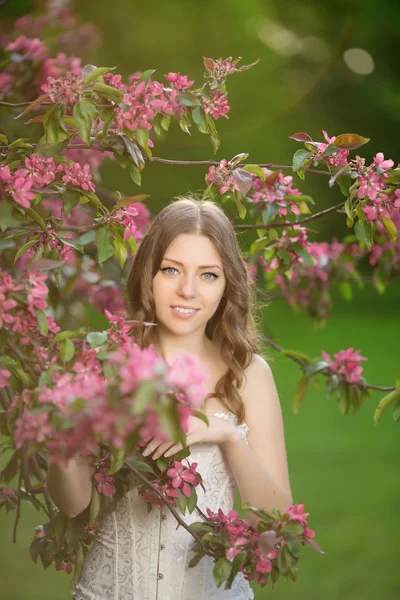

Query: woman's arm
(46, 453), (97, 519)
(222, 354), (293, 530)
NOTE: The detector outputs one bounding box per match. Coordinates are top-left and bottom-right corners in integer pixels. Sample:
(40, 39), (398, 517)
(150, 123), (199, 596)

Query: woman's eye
(160, 268), (218, 281)
(161, 267), (178, 275)
(202, 272), (219, 281)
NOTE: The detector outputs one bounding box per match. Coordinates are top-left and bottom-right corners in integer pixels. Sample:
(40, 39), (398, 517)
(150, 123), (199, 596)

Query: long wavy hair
(126, 194), (265, 425)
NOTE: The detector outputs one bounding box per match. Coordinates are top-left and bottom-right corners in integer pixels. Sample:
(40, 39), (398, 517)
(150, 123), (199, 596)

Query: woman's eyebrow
(162, 257), (222, 271)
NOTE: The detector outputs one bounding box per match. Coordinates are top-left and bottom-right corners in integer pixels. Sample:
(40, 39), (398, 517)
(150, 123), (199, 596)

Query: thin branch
(30, 456), (55, 526)
(124, 460), (208, 548)
(261, 335), (400, 392)
(12, 471), (22, 543)
(6, 339), (38, 382)
(234, 202), (346, 231)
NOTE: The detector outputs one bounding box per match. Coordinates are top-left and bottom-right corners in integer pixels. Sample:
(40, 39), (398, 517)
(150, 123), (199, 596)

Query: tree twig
(124, 460), (208, 549)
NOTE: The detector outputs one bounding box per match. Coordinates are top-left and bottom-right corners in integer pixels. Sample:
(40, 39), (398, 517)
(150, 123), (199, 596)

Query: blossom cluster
(137, 459), (201, 508)
(0, 268), (58, 356)
(269, 238), (362, 321)
(93, 452), (116, 497)
(321, 347), (368, 385)
(0, 156), (95, 209)
(7, 325), (209, 467)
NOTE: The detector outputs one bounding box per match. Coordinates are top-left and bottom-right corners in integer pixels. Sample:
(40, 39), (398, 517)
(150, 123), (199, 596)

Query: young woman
(49, 196), (292, 599)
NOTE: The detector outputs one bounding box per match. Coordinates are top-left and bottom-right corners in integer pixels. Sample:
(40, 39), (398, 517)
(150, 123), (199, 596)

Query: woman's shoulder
(240, 353), (272, 409)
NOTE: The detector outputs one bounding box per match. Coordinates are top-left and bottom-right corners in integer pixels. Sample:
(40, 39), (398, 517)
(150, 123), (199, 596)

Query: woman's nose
(178, 275), (197, 298)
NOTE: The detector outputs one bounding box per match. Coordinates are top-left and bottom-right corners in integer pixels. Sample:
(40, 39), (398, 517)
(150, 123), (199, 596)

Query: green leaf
(60, 338), (75, 362)
(290, 242), (314, 265)
(0, 199), (19, 231)
(241, 164), (266, 180)
(0, 134), (8, 144)
(160, 115), (171, 132)
(24, 207), (47, 231)
(332, 133), (370, 150)
(13, 237), (39, 263)
(292, 150), (312, 172)
(374, 389), (400, 425)
(53, 329), (87, 342)
(29, 537), (46, 564)
(62, 189), (81, 217)
(89, 485), (101, 526)
(292, 377), (309, 414)
(187, 485), (198, 514)
(70, 541), (85, 587)
(113, 231), (128, 268)
(213, 557), (231, 588)
(128, 163), (142, 186)
(188, 551), (206, 568)
(35, 309), (49, 336)
(354, 220), (372, 248)
(96, 227), (115, 263)
(54, 511), (68, 546)
(138, 69), (156, 83)
(175, 489), (187, 515)
(192, 106), (208, 134)
(34, 136), (70, 157)
(234, 190), (246, 219)
(84, 66), (115, 85)
(44, 103), (66, 143)
(93, 82), (123, 102)
(177, 91), (201, 107)
(127, 235), (137, 254)
(73, 100), (97, 145)
(60, 237), (84, 254)
(381, 217), (397, 241)
(86, 331), (108, 348)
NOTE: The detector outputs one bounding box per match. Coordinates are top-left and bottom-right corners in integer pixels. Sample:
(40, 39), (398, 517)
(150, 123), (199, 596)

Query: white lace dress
(72, 411), (254, 600)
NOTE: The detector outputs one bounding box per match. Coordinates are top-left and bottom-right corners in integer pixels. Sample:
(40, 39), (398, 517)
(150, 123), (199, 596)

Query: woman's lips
(170, 306), (199, 319)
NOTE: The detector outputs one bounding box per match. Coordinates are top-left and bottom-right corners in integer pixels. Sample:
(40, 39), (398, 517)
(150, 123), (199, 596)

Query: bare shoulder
(240, 353), (292, 499)
(240, 353), (273, 402)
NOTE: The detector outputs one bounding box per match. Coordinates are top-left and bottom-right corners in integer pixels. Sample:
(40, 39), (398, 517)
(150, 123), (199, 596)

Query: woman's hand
(141, 415), (239, 460)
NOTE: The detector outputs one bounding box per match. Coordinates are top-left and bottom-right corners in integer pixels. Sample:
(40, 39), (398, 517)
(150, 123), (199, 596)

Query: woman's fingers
(164, 443), (183, 457)
(152, 442), (174, 460)
(142, 439), (160, 457)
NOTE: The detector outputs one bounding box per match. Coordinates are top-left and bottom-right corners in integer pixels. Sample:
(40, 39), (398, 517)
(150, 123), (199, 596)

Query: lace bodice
(72, 411), (254, 600)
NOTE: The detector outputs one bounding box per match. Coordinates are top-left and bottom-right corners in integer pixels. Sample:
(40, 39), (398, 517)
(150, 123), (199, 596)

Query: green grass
(1, 280), (399, 599)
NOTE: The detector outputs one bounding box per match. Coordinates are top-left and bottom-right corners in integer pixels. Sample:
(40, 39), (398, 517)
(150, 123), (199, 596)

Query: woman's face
(152, 233), (227, 335)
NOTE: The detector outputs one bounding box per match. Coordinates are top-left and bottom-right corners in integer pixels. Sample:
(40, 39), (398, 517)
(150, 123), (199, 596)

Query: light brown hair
(126, 194), (265, 425)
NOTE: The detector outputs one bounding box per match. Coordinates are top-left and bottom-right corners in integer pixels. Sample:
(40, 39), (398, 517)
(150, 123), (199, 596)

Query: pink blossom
(316, 130), (349, 167)
(166, 460), (200, 497)
(114, 344), (162, 394)
(6, 35), (48, 61)
(41, 72), (84, 106)
(164, 72), (194, 91)
(0, 487), (14, 500)
(373, 152), (394, 172)
(202, 90), (230, 119)
(94, 471), (116, 496)
(25, 271), (48, 314)
(40, 52), (82, 82)
(14, 411), (54, 449)
(165, 353), (209, 406)
(205, 159), (239, 195)
(0, 73), (14, 93)
(62, 162), (96, 192)
(0, 369), (11, 388)
(9, 177), (36, 208)
(321, 347), (367, 385)
(15, 155), (57, 187)
(0, 165), (11, 181)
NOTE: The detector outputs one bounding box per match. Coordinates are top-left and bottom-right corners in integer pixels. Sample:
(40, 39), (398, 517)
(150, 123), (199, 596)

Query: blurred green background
(1, 0), (399, 598)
